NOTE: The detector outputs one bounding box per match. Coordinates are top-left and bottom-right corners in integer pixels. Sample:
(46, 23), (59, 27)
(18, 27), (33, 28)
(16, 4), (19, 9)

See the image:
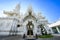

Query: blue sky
(0, 0), (60, 23)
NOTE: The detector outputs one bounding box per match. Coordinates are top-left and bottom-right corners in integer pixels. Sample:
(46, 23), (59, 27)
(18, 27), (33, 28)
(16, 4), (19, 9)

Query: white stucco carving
(0, 4), (53, 36)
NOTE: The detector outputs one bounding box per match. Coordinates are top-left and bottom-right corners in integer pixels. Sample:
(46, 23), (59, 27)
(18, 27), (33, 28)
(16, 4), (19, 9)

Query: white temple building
(48, 19), (60, 34)
(0, 4), (53, 36)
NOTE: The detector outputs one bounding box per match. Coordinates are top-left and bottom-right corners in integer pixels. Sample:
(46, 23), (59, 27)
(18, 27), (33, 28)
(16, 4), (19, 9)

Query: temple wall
(0, 18), (19, 36)
(0, 17), (53, 36)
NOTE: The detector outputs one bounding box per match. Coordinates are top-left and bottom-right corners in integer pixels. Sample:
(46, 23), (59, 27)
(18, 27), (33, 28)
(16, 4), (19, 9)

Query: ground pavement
(0, 35), (60, 40)
(0, 35), (24, 40)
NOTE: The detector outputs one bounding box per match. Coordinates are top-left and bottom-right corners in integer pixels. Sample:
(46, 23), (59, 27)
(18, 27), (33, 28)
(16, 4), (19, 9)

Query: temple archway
(26, 21), (34, 35)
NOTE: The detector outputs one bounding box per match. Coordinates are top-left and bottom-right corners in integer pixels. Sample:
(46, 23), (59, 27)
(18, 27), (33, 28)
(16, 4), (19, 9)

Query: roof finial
(28, 4), (33, 15)
(38, 11), (42, 16)
(13, 3), (20, 13)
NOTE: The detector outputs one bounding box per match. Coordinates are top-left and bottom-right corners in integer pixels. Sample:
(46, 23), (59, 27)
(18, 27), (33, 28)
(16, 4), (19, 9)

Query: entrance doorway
(27, 30), (33, 35)
(26, 21), (34, 35)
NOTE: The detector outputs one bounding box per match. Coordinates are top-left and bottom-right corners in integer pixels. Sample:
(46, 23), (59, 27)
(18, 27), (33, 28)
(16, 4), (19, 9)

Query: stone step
(26, 35), (35, 39)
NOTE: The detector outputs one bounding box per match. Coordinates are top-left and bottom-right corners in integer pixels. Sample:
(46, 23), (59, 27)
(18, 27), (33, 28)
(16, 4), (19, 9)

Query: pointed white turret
(13, 3), (20, 13)
(37, 12), (45, 19)
(28, 5), (32, 11)
(37, 11), (48, 24)
(27, 4), (33, 15)
(3, 3), (20, 18)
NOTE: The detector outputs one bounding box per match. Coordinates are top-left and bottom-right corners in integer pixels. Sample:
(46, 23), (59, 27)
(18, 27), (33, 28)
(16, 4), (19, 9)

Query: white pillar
(56, 27), (60, 33)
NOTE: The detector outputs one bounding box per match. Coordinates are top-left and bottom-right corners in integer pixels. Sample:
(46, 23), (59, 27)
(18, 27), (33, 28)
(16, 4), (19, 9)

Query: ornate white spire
(38, 12), (42, 16)
(27, 4), (33, 15)
(13, 3), (20, 13)
(37, 12), (45, 19)
(28, 4), (32, 12)
(3, 3), (20, 18)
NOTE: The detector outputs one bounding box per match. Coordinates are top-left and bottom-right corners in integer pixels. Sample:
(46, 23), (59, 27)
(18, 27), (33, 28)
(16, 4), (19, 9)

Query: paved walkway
(52, 34), (60, 36)
(0, 35), (24, 40)
(0, 35), (60, 40)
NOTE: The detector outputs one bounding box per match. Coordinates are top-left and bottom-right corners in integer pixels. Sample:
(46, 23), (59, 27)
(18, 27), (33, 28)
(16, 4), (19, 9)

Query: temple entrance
(27, 30), (33, 35)
(26, 21), (34, 35)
